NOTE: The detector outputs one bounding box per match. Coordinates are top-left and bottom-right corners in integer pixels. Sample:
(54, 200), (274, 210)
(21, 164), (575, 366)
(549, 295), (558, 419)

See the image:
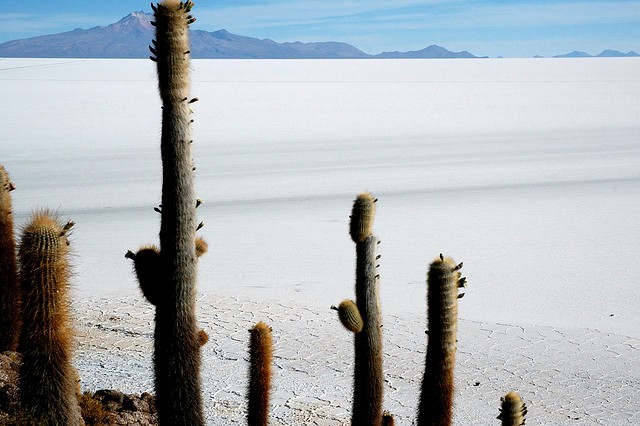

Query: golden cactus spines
(498, 391), (527, 426)
(417, 254), (466, 426)
(248, 321), (273, 426)
(18, 211), (81, 425)
(195, 236), (208, 257)
(0, 165), (20, 352)
(336, 299), (364, 333)
(349, 192), (377, 243)
(197, 328), (209, 347)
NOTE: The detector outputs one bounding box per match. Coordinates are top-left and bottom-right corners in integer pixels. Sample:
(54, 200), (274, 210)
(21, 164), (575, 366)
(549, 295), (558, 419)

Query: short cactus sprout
(498, 391), (527, 426)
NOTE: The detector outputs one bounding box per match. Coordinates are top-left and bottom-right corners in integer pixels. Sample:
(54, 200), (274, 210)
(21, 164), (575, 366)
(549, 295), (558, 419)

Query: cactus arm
(126, 237), (206, 306)
(18, 211), (81, 425)
(126, 246), (162, 306)
(0, 165), (20, 352)
(334, 299), (364, 333)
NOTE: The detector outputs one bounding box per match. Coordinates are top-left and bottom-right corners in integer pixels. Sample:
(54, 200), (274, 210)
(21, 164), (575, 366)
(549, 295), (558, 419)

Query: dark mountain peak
(596, 49), (640, 57)
(554, 51), (592, 58)
(424, 44), (447, 51)
(375, 44), (481, 59)
(210, 29), (236, 40)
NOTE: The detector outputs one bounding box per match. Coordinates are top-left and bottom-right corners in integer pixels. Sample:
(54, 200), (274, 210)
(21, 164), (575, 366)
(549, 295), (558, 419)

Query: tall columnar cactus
(0, 165), (20, 352)
(247, 321), (273, 426)
(417, 254), (466, 426)
(334, 192), (384, 426)
(498, 391), (527, 426)
(148, 1), (204, 424)
(17, 211), (80, 425)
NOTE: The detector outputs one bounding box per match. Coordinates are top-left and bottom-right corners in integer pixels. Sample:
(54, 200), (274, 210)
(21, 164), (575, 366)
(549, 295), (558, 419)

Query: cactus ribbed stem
(418, 255), (464, 426)
(0, 165), (20, 352)
(498, 391), (527, 426)
(18, 211), (80, 425)
(248, 322), (273, 426)
(151, 1), (204, 424)
(353, 235), (383, 426)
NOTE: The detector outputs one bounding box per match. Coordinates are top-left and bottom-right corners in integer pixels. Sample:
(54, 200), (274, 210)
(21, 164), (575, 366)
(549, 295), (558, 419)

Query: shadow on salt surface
(73, 294), (640, 425)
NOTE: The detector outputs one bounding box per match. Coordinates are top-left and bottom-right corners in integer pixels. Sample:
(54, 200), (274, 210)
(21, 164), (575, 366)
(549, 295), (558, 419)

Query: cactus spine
(0, 166), (20, 352)
(498, 391), (527, 426)
(417, 255), (466, 426)
(342, 192), (383, 426)
(149, 1), (204, 424)
(248, 322), (273, 426)
(18, 211), (80, 425)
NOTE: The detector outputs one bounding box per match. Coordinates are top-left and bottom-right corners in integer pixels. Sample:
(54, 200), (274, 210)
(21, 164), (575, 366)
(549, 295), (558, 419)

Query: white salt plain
(1, 57), (639, 424)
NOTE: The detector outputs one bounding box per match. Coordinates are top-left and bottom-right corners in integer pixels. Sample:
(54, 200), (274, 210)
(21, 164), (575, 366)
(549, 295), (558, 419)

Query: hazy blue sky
(1, 0), (639, 57)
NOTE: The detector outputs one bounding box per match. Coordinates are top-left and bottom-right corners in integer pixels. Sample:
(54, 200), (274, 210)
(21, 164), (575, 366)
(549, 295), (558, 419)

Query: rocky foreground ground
(0, 352), (157, 425)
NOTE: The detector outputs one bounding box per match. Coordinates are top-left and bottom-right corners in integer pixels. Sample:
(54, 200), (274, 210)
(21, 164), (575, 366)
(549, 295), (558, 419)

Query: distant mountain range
(553, 50), (639, 58)
(0, 12), (479, 59)
(0, 12), (636, 59)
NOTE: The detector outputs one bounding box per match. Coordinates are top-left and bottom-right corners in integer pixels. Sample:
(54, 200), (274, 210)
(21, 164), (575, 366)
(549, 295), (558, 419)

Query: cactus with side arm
(334, 193), (384, 426)
(128, 1), (205, 424)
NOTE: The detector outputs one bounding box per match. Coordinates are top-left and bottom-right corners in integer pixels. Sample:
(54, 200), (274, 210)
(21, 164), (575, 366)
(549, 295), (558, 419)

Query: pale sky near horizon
(0, 0), (639, 58)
